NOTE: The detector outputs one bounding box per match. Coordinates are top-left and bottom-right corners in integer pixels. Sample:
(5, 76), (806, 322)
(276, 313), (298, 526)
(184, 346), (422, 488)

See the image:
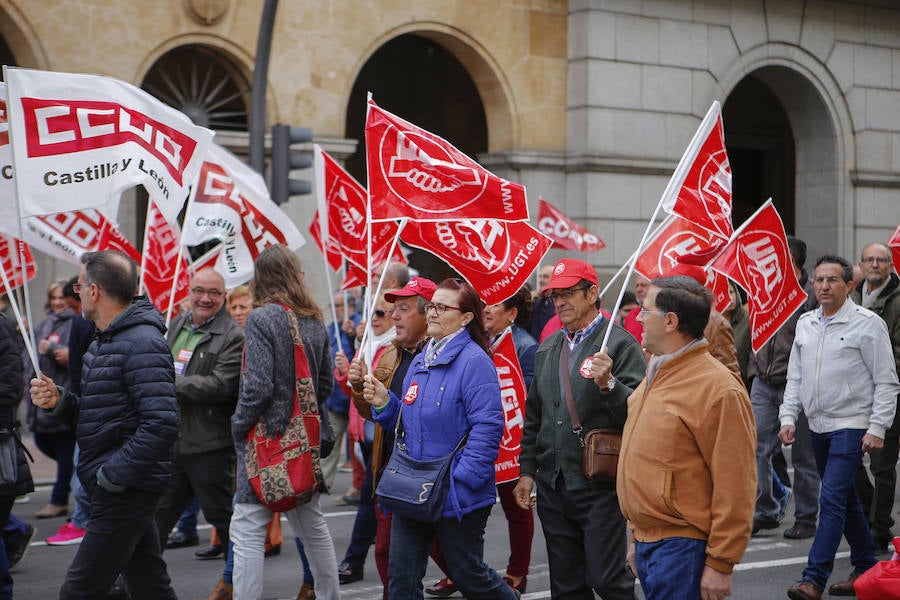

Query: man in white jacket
(780, 254), (900, 600)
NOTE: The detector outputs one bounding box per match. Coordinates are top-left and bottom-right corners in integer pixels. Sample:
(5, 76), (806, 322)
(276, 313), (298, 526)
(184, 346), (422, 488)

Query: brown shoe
(787, 580), (822, 600)
(205, 578), (233, 600)
(35, 504), (68, 519)
(828, 572), (860, 596)
(296, 581), (316, 600)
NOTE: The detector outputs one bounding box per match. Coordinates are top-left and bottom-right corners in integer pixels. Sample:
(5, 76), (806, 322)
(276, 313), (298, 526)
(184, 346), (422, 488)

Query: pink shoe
(46, 522), (86, 546)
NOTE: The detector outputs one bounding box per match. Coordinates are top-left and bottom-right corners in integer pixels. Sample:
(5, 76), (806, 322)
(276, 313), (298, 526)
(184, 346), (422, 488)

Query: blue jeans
(751, 379), (820, 523)
(70, 444), (90, 529)
(635, 537), (706, 600)
(388, 506), (517, 600)
(803, 429), (876, 588)
(175, 497), (200, 536)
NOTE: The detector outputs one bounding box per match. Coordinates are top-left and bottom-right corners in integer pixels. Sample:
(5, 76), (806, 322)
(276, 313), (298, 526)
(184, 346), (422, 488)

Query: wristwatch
(603, 376), (617, 392)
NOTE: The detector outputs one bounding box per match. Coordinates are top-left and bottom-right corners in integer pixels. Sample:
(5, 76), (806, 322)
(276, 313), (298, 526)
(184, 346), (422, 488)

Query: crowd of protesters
(1, 238), (898, 600)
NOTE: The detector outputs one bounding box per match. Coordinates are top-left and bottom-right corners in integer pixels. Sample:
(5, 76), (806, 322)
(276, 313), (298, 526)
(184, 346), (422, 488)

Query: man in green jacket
(852, 242), (900, 552)
(514, 258), (646, 600)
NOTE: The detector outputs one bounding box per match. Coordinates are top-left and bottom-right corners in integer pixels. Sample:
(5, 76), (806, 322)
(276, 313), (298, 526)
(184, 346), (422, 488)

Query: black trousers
(536, 477), (635, 600)
(154, 448), (235, 550)
(60, 486), (176, 600)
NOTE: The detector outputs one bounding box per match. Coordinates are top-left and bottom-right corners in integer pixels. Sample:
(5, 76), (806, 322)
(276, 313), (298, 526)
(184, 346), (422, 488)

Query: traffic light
(270, 123), (313, 204)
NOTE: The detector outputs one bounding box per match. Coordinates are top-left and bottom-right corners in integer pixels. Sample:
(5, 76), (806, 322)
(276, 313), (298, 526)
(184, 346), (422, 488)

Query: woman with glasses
(229, 245), (339, 599)
(362, 279), (518, 600)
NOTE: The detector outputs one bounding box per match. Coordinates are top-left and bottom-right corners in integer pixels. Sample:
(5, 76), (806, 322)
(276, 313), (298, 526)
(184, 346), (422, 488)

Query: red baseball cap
(542, 259), (599, 294)
(384, 276), (437, 302)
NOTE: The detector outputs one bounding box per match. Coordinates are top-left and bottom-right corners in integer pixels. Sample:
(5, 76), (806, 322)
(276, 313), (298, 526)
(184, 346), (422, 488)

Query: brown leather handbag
(560, 347), (622, 483)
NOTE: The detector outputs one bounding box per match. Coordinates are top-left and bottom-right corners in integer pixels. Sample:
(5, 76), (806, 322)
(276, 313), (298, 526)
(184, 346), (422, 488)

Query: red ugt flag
(401, 219), (552, 305)
(0, 236), (36, 294)
(888, 224), (900, 272)
(634, 214), (731, 312)
(365, 98), (529, 222)
(661, 101), (733, 240)
(709, 200), (807, 352)
(491, 329), (526, 484)
(536, 199), (605, 252)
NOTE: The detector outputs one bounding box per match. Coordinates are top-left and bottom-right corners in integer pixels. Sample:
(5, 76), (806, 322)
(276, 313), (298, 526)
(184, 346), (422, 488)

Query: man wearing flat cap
(514, 258), (646, 599)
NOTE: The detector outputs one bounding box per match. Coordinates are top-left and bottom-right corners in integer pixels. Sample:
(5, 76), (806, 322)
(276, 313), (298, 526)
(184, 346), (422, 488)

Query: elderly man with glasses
(514, 258), (646, 599)
(153, 267), (245, 565)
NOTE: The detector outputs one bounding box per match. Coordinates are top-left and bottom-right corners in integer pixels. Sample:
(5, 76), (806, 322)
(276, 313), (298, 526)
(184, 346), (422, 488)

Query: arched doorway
(723, 65), (841, 263)
(344, 33), (489, 281)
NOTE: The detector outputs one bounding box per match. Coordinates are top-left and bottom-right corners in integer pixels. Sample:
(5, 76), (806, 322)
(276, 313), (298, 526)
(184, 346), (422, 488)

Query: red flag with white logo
(182, 144), (306, 288)
(342, 261), (367, 291)
(309, 209), (344, 272)
(5, 68), (213, 225)
(0, 236), (36, 294)
(401, 219), (553, 305)
(889, 225), (900, 272)
(536, 199), (605, 252)
(491, 329), (526, 484)
(365, 98), (529, 222)
(143, 202), (191, 313)
(313, 145), (404, 270)
(661, 102), (733, 240)
(634, 214), (731, 311)
(709, 200), (807, 352)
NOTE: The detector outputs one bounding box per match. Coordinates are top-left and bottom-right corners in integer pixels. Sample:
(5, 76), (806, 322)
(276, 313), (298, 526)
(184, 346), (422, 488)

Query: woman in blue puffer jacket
(363, 278), (518, 600)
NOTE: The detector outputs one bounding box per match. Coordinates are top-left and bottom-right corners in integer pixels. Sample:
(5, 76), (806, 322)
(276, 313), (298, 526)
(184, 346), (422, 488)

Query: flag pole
(164, 244), (186, 329)
(0, 263), (38, 374)
(139, 199), (153, 296)
(361, 217), (407, 370)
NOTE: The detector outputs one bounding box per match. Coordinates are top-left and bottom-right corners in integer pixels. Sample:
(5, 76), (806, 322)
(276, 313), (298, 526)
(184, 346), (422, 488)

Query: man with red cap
(514, 259), (646, 599)
(345, 276), (440, 599)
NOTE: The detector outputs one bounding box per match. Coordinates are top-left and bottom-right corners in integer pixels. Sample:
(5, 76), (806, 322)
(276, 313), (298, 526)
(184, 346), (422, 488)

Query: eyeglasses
(638, 308), (668, 318)
(861, 256), (891, 265)
(373, 309), (388, 319)
(191, 287), (224, 299)
(424, 302), (464, 315)
(547, 285), (591, 301)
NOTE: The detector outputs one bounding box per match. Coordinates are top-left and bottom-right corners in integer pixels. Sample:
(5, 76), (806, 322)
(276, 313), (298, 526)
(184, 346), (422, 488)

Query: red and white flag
(182, 144), (306, 288)
(0, 236), (36, 294)
(634, 214), (731, 312)
(309, 210), (344, 272)
(401, 219), (553, 305)
(888, 225), (900, 272)
(661, 101), (733, 240)
(5, 68), (214, 225)
(342, 261), (368, 291)
(491, 329), (526, 484)
(710, 200), (807, 352)
(365, 98), (529, 222)
(313, 145), (404, 270)
(143, 202), (191, 312)
(537, 198), (605, 252)
(22, 208), (141, 265)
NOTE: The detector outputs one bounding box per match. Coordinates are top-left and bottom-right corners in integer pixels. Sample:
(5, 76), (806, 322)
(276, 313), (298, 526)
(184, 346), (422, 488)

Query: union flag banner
(537, 198), (605, 252)
(660, 101), (733, 240)
(182, 144), (306, 288)
(5, 67), (214, 225)
(709, 200), (807, 352)
(491, 329), (526, 484)
(401, 219), (553, 305)
(0, 84), (15, 234)
(22, 208), (141, 266)
(143, 202), (191, 312)
(0, 236), (36, 294)
(365, 98), (529, 222)
(313, 145), (404, 270)
(634, 214), (730, 312)
(342, 261), (367, 291)
(309, 209), (344, 272)
(889, 224), (900, 272)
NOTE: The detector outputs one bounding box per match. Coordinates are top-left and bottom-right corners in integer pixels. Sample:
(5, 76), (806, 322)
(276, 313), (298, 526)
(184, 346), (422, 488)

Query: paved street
(9, 441), (881, 599)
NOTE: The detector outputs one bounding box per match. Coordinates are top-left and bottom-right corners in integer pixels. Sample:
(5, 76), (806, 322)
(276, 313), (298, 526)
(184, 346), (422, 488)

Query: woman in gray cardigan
(229, 244), (339, 599)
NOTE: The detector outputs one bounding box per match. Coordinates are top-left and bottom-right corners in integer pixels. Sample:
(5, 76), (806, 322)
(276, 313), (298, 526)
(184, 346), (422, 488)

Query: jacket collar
(815, 295), (858, 324)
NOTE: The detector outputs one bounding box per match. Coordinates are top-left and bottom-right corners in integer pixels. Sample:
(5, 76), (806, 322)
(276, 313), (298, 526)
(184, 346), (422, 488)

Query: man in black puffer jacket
(31, 250), (178, 600)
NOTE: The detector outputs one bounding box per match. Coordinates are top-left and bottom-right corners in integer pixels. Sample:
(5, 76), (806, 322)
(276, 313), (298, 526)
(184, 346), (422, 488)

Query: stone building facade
(0, 0), (898, 300)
